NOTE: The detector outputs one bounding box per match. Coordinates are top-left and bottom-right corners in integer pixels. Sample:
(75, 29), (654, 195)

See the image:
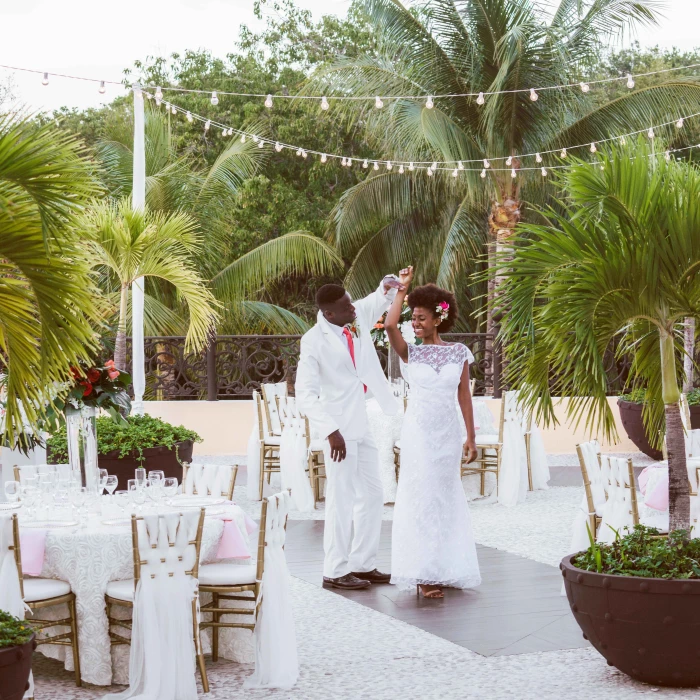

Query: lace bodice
(407, 342), (474, 373)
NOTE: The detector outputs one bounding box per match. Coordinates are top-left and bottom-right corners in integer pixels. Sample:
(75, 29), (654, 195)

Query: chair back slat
(182, 463), (237, 500)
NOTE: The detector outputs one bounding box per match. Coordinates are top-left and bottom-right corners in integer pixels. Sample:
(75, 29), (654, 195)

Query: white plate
(22, 520), (78, 529)
(0, 502), (21, 510)
(170, 496), (226, 507)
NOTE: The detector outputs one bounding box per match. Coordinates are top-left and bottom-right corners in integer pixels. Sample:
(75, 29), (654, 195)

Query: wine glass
(105, 475), (118, 504)
(20, 485), (38, 521)
(4, 480), (20, 505)
(162, 477), (178, 505)
(128, 480), (147, 513)
(70, 487), (88, 526)
(148, 470), (165, 483)
(99, 469), (109, 495)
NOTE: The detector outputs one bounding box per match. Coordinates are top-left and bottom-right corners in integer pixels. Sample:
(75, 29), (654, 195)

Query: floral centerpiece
(371, 303), (416, 348)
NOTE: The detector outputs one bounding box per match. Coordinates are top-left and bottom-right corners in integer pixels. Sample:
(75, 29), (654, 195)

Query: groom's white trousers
(323, 432), (384, 579)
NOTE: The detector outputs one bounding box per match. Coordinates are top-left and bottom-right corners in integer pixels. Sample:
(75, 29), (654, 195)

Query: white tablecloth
(21, 505), (254, 685)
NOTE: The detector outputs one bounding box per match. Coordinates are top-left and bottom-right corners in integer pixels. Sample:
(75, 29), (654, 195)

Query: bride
(386, 267), (481, 599)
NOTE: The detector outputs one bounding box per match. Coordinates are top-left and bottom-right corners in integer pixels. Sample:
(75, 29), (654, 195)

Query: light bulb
(275, 142), (283, 152)
(204, 120), (211, 132)
(265, 94), (273, 109)
(541, 167), (547, 177)
(155, 86), (163, 102)
(560, 148), (567, 158)
(320, 153), (327, 163)
(431, 161), (437, 171)
(427, 168), (434, 177)
(665, 150), (671, 162)
(240, 134), (246, 143)
(301, 150), (308, 159)
(676, 117), (684, 129)
(409, 162), (415, 171)
(346, 158), (352, 167)
(619, 136), (626, 145)
(483, 159), (490, 168)
(252, 135), (259, 143)
(42, 72), (49, 86)
(600, 164), (604, 170)
(362, 159), (368, 168)
(373, 161), (379, 170)
(506, 155), (513, 166)
(626, 73), (635, 89)
(258, 140), (264, 148)
(529, 88), (538, 101)
(386, 161), (393, 170)
(99, 81), (106, 94)
(647, 127), (654, 139)
(580, 82), (590, 93)
(296, 148), (302, 156)
(480, 168), (486, 178)
(511, 168), (517, 178)
(399, 164), (404, 174)
(321, 96), (329, 110)
(426, 95), (434, 109)
(535, 153), (542, 163)
(145, 92), (153, 100)
(452, 168), (459, 177)
(375, 96), (384, 109)
(341, 157), (347, 166)
(171, 105), (176, 115)
(476, 92), (485, 105)
(222, 127), (227, 136)
(589, 142), (597, 153)
(211, 91), (219, 106)
(458, 161), (464, 170)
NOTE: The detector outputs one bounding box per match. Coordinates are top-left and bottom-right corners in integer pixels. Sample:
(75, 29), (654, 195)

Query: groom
(296, 275), (405, 589)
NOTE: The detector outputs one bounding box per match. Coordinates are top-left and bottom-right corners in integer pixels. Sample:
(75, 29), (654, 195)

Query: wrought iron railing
(127, 333), (499, 400)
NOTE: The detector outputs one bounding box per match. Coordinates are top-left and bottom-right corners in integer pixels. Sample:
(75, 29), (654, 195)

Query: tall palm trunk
(683, 317), (696, 393)
(660, 327), (690, 533)
(114, 283), (128, 372)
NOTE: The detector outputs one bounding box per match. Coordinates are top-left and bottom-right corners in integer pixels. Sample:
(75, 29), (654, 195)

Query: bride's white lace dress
(391, 343), (482, 592)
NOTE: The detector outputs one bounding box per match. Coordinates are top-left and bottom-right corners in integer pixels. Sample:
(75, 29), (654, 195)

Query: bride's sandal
(417, 584), (444, 599)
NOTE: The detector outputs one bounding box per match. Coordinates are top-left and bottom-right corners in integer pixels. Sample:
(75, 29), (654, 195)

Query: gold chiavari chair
(198, 495), (286, 660)
(10, 514), (82, 688)
(104, 509), (208, 692)
(461, 396), (506, 495)
(575, 441), (604, 539)
(182, 463), (238, 500)
(253, 389), (282, 500)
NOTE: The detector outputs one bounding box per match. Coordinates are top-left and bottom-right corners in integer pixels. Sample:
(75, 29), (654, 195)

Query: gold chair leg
(480, 466), (485, 496)
(68, 596), (82, 687)
(258, 445), (266, 500)
(212, 593), (219, 662)
(193, 599), (209, 693)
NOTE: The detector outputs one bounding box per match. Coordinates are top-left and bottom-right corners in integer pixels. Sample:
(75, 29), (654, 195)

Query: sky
(1, 0), (699, 114)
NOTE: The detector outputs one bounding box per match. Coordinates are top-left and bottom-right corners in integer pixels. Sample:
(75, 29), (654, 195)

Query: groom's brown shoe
(323, 573), (371, 590)
(351, 569), (392, 584)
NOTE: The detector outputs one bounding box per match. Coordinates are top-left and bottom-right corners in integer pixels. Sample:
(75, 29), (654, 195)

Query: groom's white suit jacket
(296, 282), (399, 441)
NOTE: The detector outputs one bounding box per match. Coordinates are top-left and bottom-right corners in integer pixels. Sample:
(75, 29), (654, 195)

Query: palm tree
(0, 113), (100, 447)
(80, 199), (220, 371)
(311, 0), (700, 333)
(496, 140), (700, 533)
(96, 105), (343, 332)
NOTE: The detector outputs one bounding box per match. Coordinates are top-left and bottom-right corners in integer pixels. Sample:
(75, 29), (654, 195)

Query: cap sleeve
(461, 344), (475, 366)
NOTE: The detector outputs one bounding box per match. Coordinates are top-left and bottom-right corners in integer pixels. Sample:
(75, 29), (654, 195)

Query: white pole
(131, 84), (146, 415)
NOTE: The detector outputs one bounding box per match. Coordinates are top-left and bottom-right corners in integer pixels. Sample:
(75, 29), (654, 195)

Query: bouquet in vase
(61, 360), (132, 423)
(371, 303), (416, 348)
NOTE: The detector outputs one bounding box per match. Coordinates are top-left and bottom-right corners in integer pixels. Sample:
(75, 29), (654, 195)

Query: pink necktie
(343, 328), (366, 393)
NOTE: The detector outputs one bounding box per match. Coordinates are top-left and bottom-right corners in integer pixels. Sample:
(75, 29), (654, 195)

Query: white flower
(400, 321), (416, 344)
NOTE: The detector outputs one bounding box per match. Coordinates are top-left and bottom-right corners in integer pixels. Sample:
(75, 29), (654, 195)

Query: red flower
(105, 359), (116, 368)
(107, 369), (120, 380)
(81, 382), (93, 397)
(87, 368), (101, 383)
(70, 367), (81, 379)
(374, 323), (384, 329)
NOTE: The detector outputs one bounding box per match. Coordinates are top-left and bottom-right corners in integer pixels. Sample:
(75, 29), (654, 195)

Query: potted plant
(46, 414), (201, 489)
(0, 611), (35, 700)
(495, 142), (700, 686)
(618, 388), (700, 460)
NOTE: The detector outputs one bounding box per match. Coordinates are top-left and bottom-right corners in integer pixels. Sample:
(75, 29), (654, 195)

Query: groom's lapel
(317, 312), (357, 375)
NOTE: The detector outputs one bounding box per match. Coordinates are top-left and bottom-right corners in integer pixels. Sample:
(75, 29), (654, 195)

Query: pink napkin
(645, 471), (670, 511)
(216, 520), (251, 559)
(638, 466), (653, 495)
(20, 530), (47, 576)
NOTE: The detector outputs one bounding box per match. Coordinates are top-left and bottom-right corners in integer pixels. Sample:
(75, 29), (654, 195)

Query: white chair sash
(277, 399), (314, 513)
(104, 512), (201, 700)
(261, 383), (286, 436)
(184, 463), (233, 499)
(247, 395), (263, 502)
(244, 492), (298, 690)
(497, 391), (528, 507)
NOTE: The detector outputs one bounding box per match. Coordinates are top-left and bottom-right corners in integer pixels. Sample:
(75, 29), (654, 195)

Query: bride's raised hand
(398, 266), (413, 291)
(463, 439), (478, 464)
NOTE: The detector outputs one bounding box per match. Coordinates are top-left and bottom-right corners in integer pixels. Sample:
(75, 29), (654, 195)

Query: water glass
(128, 480), (147, 513)
(21, 486), (39, 521)
(148, 470), (165, 483)
(135, 468), (146, 488)
(99, 469), (109, 494)
(162, 477), (178, 504)
(4, 480), (20, 504)
(105, 475), (118, 503)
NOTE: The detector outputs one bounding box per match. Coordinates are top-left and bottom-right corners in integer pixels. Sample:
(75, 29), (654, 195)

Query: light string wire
(2, 61), (699, 102)
(151, 88), (700, 171)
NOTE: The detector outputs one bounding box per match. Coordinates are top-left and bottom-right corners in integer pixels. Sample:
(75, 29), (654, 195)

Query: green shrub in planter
(46, 414), (201, 465)
(0, 612), (32, 649)
(619, 388), (700, 406)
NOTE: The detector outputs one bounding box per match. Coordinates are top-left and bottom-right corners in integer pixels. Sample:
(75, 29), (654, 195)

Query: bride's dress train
(391, 343), (481, 592)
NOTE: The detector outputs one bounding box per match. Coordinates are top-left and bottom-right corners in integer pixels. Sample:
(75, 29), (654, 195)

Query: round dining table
(17, 501), (255, 686)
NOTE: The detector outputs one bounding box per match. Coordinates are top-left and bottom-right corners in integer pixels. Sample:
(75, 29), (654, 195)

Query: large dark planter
(561, 554), (700, 687)
(618, 400), (700, 461)
(97, 440), (193, 490)
(0, 634), (36, 700)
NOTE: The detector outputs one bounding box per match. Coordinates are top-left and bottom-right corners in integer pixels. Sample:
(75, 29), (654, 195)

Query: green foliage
(46, 414), (201, 465)
(621, 388), (700, 407)
(0, 611), (33, 649)
(574, 526), (700, 579)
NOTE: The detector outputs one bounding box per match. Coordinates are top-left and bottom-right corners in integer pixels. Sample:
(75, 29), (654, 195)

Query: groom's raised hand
(328, 429), (347, 462)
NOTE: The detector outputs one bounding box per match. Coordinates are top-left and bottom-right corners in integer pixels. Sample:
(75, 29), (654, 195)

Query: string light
(483, 159), (490, 168)
(529, 88), (538, 101)
(431, 161), (437, 170)
(619, 136), (626, 145)
(42, 72), (49, 86)
(541, 166), (547, 177)
(265, 94), (273, 109)
(99, 81), (106, 94)
(511, 168), (517, 178)
(409, 162), (415, 171)
(362, 159), (369, 168)
(386, 161), (393, 170)
(155, 86), (163, 103)
(647, 127), (654, 139)
(296, 148), (302, 156)
(398, 164), (404, 174)
(476, 92), (485, 105)
(665, 150), (671, 161)
(275, 142), (283, 152)
(171, 105), (176, 115)
(426, 96), (434, 109)
(458, 161), (464, 170)
(480, 168), (486, 178)
(560, 148), (567, 157)
(452, 168), (459, 177)
(240, 134), (246, 143)
(204, 120), (211, 132)
(427, 168), (434, 176)
(341, 157), (347, 166)
(626, 74), (635, 89)
(320, 153), (327, 163)
(590, 142), (597, 153)
(373, 161), (379, 170)
(321, 96), (329, 111)
(580, 82), (589, 93)
(677, 117), (684, 129)
(301, 150), (308, 159)
(375, 96), (384, 109)
(258, 140), (264, 148)
(506, 155), (513, 166)
(346, 157), (352, 166)
(186, 111), (193, 122)
(535, 153), (542, 163)
(211, 91), (219, 106)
